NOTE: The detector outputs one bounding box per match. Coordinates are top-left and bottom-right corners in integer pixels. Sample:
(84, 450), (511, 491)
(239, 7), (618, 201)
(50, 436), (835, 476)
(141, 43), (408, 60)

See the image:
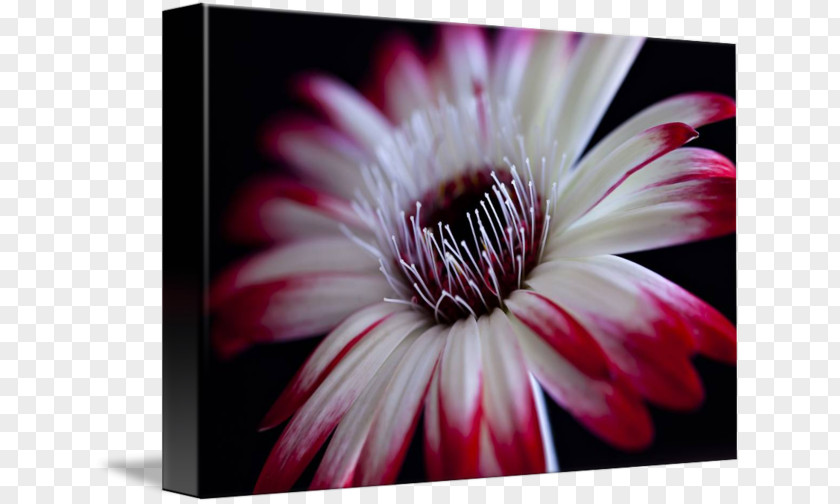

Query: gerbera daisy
(210, 25), (736, 493)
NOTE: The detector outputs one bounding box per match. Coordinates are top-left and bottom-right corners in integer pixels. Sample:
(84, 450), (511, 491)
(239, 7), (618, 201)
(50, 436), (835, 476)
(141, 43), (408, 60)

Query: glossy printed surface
(188, 6), (736, 497)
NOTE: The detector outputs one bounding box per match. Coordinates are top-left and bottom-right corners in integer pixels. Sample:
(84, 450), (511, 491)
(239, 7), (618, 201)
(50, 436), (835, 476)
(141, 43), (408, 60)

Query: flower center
(351, 98), (561, 324)
(390, 167), (547, 322)
(418, 170), (513, 252)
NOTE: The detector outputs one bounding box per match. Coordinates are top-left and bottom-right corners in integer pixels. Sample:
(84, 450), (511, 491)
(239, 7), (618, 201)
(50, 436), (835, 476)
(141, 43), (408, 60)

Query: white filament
(348, 97), (563, 322)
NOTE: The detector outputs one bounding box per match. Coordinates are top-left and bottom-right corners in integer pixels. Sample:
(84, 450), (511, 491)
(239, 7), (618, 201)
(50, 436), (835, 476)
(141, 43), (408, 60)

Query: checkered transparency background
(0, 0), (835, 502)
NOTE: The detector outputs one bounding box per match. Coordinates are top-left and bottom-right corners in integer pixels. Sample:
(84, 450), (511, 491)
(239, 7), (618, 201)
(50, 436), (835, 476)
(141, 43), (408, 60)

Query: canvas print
(163, 4), (735, 498)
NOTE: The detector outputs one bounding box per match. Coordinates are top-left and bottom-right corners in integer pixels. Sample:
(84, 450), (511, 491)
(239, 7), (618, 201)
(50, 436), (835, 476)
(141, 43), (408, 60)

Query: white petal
(534, 255), (735, 364)
(550, 199), (728, 258)
(551, 122), (697, 235)
(527, 257), (653, 329)
(477, 309), (545, 474)
(271, 119), (369, 199)
(213, 273), (396, 358)
(356, 325), (448, 486)
(438, 317), (482, 434)
(310, 331), (417, 489)
(262, 199), (351, 239)
(511, 314), (653, 450)
(517, 31), (577, 140)
(225, 180), (368, 244)
(211, 236), (378, 308)
(423, 363), (444, 481)
(574, 92), (735, 176)
(256, 274), (394, 341)
(490, 28), (537, 103)
(259, 302), (408, 430)
(548, 147), (735, 257)
(376, 36), (435, 123)
(299, 75), (393, 151)
(477, 421), (503, 477)
(541, 34), (644, 171)
(435, 316), (483, 479)
(254, 309), (429, 493)
(438, 25), (489, 101)
(227, 180), (369, 243)
(527, 257), (710, 410)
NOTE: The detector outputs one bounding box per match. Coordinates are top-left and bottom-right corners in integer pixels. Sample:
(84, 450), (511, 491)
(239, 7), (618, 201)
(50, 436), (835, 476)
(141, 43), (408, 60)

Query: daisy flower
(210, 25), (736, 493)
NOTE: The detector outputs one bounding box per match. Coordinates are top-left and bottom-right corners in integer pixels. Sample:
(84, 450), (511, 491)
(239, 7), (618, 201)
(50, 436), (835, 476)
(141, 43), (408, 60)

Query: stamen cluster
(403, 166), (555, 320)
(346, 98), (562, 322)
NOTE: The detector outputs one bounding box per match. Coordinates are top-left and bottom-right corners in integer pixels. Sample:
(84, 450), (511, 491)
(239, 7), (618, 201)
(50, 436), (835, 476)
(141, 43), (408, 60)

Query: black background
(203, 6), (736, 497)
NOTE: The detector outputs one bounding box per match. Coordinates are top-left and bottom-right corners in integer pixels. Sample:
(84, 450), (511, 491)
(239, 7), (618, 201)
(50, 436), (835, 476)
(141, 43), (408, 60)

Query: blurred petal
(515, 31), (577, 139)
(210, 236), (378, 310)
(259, 302), (406, 430)
(490, 28), (537, 104)
(310, 332), (416, 490)
(298, 74), (393, 150)
(226, 179), (367, 243)
(477, 421), (502, 477)
(371, 35), (435, 123)
(435, 25), (489, 101)
(213, 273), (392, 358)
(253, 310), (428, 494)
(265, 117), (369, 199)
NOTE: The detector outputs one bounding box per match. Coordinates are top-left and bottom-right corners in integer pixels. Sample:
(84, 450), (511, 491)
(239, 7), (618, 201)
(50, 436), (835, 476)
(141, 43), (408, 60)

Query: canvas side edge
(162, 3), (207, 498)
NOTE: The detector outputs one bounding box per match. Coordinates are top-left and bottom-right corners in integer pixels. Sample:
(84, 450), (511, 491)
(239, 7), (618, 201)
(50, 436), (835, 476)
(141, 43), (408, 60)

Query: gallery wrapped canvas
(163, 4), (736, 498)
